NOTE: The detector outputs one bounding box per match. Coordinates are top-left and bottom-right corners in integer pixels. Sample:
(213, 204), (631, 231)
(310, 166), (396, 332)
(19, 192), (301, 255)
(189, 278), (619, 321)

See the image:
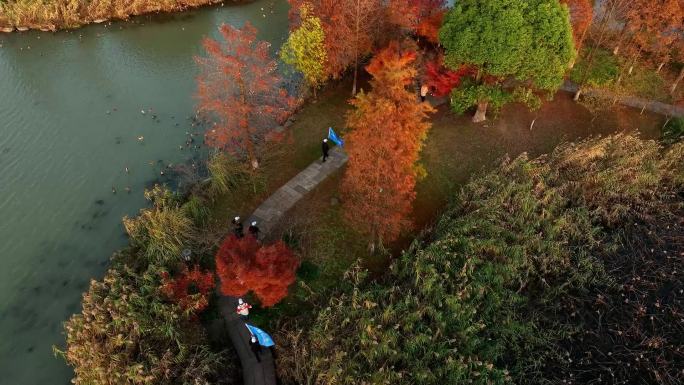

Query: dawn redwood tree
(195, 22), (294, 169)
(288, 0), (384, 94)
(215, 235), (299, 307)
(343, 0), (384, 95)
(621, 0), (682, 74)
(341, 43), (434, 249)
(280, 4), (327, 98)
(439, 0), (575, 122)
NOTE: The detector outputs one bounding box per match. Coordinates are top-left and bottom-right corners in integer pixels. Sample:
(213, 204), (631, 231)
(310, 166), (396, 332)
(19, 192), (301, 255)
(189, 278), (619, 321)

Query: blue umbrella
(245, 323), (275, 347)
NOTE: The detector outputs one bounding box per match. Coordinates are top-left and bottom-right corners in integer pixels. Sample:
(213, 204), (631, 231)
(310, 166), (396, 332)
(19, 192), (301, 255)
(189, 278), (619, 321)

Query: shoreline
(0, 0), (252, 33)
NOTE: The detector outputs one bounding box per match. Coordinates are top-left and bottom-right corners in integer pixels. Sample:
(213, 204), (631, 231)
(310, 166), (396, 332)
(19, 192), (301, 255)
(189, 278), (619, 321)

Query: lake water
(0, 2), (289, 383)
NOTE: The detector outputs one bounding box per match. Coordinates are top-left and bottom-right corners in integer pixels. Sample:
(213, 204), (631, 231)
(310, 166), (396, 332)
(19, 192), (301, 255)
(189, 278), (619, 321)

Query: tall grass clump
(123, 185), (196, 266)
(276, 134), (684, 385)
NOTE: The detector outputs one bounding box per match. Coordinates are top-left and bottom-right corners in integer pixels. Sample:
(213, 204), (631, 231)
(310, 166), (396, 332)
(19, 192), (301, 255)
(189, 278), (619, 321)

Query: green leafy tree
(281, 4), (327, 98)
(439, 0), (575, 122)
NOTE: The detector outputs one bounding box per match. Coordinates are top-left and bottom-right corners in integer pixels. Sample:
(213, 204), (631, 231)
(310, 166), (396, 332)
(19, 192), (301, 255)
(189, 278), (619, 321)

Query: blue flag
(245, 324), (275, 347)
(328, 127), (344, 147)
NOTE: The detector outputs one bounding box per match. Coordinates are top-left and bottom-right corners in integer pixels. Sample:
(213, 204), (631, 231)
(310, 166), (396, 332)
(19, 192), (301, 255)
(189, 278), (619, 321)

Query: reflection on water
(0, 2), (288, 383)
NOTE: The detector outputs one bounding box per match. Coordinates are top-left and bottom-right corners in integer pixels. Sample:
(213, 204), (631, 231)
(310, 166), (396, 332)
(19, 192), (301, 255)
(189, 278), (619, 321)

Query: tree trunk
(671, 67), (684, 94)
(575, 1), (616, 101)
(573, 88), (582, 101)
(351, 0), (360, 96)
(238, 78), (258, 169)
(472, 100), (488, 123)
(613, 22), (629, 55)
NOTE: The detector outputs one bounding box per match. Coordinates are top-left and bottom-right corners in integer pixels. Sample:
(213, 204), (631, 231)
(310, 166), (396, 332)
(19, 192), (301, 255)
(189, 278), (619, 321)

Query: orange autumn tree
(160, 264), (215, 313)
(195, 22), (295, 169)
(215, 235), (299, 307)
(341, 43), (434, 250)
(412, 0), (447, 43)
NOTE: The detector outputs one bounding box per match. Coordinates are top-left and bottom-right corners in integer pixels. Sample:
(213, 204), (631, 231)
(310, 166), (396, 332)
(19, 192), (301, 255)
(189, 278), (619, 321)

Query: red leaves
(416, 10), (445, 44)
(215, 235), (299, 307)
(160, 265), (215, 313)
(425, 55), (474, 97)
(195, 22), (295, 162)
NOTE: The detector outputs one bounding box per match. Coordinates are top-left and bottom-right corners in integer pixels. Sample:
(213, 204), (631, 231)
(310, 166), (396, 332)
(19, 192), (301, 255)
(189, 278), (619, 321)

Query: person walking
(420, 83), (429, 102)
(231, 216), (244, 238)
(321, 138), (330, 162)
(248, 221), (260, 239)
(250, 336), (262, 362)
(236, 298), (251, 320)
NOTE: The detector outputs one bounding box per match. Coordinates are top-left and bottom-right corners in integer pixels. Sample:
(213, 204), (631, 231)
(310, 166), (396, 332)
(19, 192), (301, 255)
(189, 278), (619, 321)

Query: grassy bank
(0, 0), (232, 31)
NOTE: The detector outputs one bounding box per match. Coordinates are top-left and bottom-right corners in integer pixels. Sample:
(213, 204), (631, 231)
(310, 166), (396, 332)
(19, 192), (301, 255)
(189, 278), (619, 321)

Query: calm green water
(0, 2), (288, 383)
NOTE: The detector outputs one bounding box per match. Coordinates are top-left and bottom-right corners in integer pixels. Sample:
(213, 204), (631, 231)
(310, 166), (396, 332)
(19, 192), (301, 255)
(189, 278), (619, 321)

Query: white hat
(251, 221), (257, 226)
(238, 298), (244, 305)
(234, 216), (240, 222)
(323, 138), (328, 143)
(251, 336), (257, 343)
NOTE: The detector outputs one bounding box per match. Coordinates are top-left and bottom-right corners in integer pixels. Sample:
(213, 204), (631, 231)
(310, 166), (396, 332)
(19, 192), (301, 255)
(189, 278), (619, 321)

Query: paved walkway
(247, 146), (348, 238)
(218, 145), (348, 385)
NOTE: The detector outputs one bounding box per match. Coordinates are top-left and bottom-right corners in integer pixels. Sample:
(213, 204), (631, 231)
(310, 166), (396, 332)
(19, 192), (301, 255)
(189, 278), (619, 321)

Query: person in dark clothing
(321, 138), (329, 162)
(248, 221), (260, 239)
(231, 216), (244, 238)
(250, 336), (262, 362)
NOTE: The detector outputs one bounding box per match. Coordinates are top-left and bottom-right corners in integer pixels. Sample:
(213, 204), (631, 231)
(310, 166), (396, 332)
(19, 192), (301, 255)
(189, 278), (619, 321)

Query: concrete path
(561, 81), (684, 118)
(218, 146), (348, 385)
(217, 295), (277, 385)
(247, 146), (348, 238)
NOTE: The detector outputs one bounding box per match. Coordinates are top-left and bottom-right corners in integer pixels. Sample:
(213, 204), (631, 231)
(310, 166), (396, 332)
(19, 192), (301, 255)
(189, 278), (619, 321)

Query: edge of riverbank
(0, 0), (251, 33)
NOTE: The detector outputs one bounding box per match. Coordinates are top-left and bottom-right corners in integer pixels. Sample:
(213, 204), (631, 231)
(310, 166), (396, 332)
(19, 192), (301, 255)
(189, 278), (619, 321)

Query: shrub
(570, 48), (620, 87)
(123, 185), (196, 266)
(160, 264), (215, 314)
(182, 195), (211, 227)
(57, 264), (225, 385)
(662, 117), (684, 144)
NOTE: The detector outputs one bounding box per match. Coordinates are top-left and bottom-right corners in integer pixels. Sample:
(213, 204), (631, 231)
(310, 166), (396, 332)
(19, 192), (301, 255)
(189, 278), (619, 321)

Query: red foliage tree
(415, 10), (446, 44)
(215, 235), (299, 307)
(195, 22), (295, 168)
(425, 55), (473, 97)
(160, 264), (215, 313)
(342, 42), (434, 249)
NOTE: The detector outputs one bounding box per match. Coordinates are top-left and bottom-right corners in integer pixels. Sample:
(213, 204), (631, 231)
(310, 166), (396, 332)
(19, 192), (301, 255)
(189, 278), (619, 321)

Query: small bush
(663, 117), (684, 144)
(570, 48), (620, 87)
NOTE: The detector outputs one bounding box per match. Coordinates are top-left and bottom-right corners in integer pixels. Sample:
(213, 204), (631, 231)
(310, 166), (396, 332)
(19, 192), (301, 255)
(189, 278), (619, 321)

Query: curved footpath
(218, 146), (348, 385)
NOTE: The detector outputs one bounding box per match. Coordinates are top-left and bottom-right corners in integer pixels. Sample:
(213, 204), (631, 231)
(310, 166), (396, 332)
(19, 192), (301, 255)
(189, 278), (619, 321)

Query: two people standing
(231, 216), (260, 239)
